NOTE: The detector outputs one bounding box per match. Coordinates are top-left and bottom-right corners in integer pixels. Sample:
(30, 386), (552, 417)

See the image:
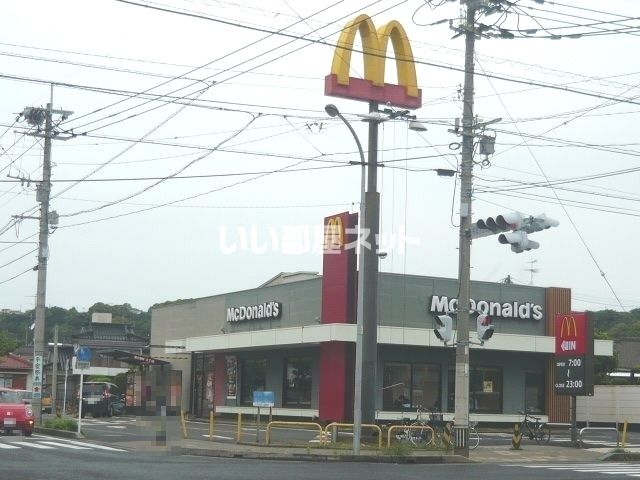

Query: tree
(0, 331), (19, 356)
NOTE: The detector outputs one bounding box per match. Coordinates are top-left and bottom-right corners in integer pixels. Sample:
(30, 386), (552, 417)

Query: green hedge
(44, 417), (77, 431)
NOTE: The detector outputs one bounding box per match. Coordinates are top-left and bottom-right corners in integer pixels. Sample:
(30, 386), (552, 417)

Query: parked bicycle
(520, 411), (551, 444)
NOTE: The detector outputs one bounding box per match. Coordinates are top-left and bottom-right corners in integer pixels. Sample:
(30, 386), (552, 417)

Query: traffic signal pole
(454, 0), (477, 457)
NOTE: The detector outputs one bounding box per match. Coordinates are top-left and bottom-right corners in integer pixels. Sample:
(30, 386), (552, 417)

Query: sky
(0, 0), (639, 314)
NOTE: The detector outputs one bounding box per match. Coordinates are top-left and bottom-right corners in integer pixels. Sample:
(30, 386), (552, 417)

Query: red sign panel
(555, 313), (588, 356)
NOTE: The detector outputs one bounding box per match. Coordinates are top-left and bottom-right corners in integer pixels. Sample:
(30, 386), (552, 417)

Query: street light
(324, 104), (366, 455)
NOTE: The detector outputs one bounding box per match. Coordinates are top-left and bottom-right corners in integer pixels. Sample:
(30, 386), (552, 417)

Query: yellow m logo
(560, 316), (577, 337)
(325, 14), (422, 109)
(324, 217), (345, 250)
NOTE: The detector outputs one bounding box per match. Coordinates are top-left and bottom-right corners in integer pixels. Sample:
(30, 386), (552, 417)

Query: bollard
(180, 409), (188, 439)
(442, 422), (453, 449)
(512, 422), (522, 450)
(209, 410), (215, 441)
(622, 421), (628, 449)
(237, 413), (242, 443)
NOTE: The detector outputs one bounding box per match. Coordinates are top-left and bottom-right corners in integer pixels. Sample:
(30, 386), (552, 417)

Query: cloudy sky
(0, 0), (638, 313)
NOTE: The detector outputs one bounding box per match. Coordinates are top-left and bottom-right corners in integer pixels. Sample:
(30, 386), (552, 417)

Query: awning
(99, 350), (170, 366)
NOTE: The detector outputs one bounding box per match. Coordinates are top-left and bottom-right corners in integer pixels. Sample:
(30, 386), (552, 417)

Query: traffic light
(524, 213), (560, 233)
(434, 315), (453, 344)
(498, 230), (540, 253)
(473, 211), (559, 253)
(477, 314), (494, 343)
(476, 212), (523, 233)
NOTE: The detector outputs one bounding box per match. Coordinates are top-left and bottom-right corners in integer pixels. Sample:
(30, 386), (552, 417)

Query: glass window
(241, 359), (266, 406)
(448, 366), (503, 413)
(383, 363), (441, 411)
(284, 357), (312, 407)
(525, 370), (544, 414)
(471, 367), (502, 413)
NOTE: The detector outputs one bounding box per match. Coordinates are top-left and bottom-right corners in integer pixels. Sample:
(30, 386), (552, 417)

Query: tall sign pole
(454, 0), (477, 457)
(361, 100), (380, 425)
(324, 14), (422, 451)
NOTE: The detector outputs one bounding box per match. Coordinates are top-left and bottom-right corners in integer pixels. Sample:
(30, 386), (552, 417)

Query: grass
(43, 417), (77, 432)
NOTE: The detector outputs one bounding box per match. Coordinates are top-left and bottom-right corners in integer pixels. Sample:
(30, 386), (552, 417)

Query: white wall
(577, 385), (640, 425)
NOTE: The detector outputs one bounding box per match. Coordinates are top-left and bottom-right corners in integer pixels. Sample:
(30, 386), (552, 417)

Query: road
(1, 440), (640, 480)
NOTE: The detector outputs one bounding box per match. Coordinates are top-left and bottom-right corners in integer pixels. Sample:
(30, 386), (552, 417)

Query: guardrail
(324, 422), (383, 449)
(265, 421), (324, 446)
(387, 424), (434, 448)
(579, 427), (619, 448)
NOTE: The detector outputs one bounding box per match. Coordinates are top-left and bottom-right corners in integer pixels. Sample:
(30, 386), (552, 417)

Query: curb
(601, 452), (640, 462)
(172, 446), (474, 464)
(34, 427), (85, 439)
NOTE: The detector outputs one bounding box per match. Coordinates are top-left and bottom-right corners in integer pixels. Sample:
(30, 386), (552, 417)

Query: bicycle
(386, 407), (434, 447)
(520, 411), (551, 444)
(468, 421), (480, 450)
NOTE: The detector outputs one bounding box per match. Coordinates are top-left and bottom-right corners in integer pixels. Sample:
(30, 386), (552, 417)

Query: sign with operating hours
(555, 356), (587, 395)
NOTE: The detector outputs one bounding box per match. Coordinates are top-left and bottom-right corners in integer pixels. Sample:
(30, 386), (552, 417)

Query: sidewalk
(53, 414), (630, 464)
(104, 417), (613, 464)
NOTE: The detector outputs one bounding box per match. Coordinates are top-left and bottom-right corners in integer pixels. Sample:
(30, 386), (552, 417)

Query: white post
(77, 372), (83, 435)
(62, 358), (69, 415)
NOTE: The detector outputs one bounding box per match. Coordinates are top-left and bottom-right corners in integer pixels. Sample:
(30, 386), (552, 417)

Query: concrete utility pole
(23, 85), (72, 424)
(454, 0), (478, 457)
(32, 90), (54, 424)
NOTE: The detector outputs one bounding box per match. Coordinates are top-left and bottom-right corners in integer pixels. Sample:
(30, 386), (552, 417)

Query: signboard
(76, 360), (90, 370)
(554, 356), (587, 395)
(76, 347), (92, 362)
(324, 14), (422, 109)
(554, 312), (594, 396)
(32, 355), (43, 400)
(555, 313), (588, 356)
(253, 391), (275, 408)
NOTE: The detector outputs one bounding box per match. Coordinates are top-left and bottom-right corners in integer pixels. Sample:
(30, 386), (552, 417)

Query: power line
(0, 266), (34, 286)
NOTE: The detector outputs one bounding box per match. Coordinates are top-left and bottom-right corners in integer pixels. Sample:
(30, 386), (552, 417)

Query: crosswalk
(505, 463), (640, 477)
(0, 434), (128, 453)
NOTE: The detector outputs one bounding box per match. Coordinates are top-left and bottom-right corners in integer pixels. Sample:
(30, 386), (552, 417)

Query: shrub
(44, 417), (77, 432)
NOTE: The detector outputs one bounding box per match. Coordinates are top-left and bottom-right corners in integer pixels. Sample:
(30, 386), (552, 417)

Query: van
(81, 382), (119, 418)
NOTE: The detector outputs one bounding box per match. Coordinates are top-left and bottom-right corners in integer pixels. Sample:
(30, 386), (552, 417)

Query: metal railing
(579, 427), (619, 448)
(324, 422), (383, 449)
(265, 421), (324, 446)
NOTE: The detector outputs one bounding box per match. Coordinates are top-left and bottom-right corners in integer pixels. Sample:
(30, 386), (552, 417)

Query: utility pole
(31, 90), (53, 424)
(454, 0), (478, 457)
(20, 85), (72, 424)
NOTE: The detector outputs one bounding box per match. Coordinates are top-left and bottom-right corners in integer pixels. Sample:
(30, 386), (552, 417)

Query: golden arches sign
(559, 315), (578, 338)
(324, 216), (345, 250)
(324, 14), (422, 109)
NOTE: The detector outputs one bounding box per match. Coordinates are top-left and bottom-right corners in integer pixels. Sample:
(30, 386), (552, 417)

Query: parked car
(80, 382), (120, 418)
(0, 388), (34, 436)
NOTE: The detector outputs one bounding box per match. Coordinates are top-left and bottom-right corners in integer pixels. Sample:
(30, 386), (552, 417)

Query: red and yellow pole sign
(324, 14), (422, 109)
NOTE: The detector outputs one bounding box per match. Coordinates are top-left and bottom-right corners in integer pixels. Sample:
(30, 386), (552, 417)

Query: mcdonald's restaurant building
(151, 212), (613, 424)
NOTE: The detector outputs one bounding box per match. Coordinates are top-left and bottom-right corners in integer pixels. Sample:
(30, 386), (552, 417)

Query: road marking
(505, 463), (640, 478)
(0, 443), (20, 449)
(37, 441), (90, 450)
(10, 441), (55, 449)
(202, 434), (233, 440)
(33, 435), (128, 452)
